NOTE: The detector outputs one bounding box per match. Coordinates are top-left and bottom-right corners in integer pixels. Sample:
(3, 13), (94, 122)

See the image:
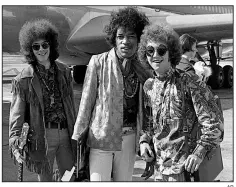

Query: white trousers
(89, 133), (136, 181)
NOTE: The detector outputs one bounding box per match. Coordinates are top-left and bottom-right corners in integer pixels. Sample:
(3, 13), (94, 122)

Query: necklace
(123, 71), (139, 99)
(122, 68), (139, 98)
(35, 65), (55, 107)
(117, 57), (139, 99)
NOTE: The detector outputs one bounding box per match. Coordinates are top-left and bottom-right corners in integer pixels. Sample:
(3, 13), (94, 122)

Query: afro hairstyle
(104, 6), (149, 47)
(19, 18), (59, 64)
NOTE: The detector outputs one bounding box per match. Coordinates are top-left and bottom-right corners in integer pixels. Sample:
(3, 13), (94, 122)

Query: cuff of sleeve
(139, 134), (151, 144)
(72, 127), (89, 141)
(192, 144), (208, 160)
(71, 134), (79, 141)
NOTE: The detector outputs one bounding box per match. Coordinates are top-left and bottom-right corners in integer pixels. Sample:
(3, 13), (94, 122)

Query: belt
(45, 120), (67, 129)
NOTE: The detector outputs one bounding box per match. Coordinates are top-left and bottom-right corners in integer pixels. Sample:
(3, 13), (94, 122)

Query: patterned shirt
(117, 57), (140, 135)
(35, 62), (66, 124)
(123, 72), (139, 125)
(141, 68), (224, 175)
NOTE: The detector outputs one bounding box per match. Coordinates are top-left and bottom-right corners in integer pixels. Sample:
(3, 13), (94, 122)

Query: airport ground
(1, 55), (233, 182)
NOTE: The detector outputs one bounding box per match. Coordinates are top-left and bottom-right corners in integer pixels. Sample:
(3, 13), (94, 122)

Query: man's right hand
(140, 142), (154, 162)
(13, 149), (25, 163)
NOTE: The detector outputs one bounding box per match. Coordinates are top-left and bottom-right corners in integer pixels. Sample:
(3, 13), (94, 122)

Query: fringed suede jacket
(9, 61), (76, 175)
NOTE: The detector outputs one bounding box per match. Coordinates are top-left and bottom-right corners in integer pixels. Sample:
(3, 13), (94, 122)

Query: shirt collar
(182, 54), (190, 61)
(36, 62), (54, 74)
(153, 67), (175, 81)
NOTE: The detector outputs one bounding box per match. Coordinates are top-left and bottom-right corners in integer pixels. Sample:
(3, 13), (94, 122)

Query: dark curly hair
(104, 7), (149, 47)
(19, 18), (59, 64)
(138, 23), (181, 69)
(179, 33), (197, 54)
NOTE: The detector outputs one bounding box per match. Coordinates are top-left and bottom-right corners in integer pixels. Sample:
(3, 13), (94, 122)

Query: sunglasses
(146, 44), (168, 57)
(32, 42), (50, 51)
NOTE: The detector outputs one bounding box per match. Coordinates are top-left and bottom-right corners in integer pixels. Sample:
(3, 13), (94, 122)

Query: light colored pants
(89, 133), (136, 181)
(38, 128), (74, 181)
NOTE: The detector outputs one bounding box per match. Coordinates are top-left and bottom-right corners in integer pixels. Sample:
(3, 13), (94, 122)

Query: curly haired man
(72, 7), (150, 181)
(138, 24), (224, 181)
(9, 19), (76, 181)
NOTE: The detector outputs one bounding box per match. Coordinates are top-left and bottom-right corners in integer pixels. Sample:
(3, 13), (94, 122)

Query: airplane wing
(143, 5), (233, 15)
(2, 6), (233, 67)
(3, 5), (233, 87)
(160, 14), (233, 42)
(67, 11), (233, 56)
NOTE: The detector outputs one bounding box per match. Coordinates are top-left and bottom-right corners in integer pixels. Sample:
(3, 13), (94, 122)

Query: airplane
(2, 5), (233, 89)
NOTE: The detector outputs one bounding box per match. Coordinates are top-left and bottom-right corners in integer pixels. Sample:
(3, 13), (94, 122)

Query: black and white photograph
(2, 5), (233, 182)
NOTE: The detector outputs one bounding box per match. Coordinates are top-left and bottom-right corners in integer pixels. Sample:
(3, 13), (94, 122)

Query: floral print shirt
(140, 68), (224, 175)
(35, 63), (66, 124)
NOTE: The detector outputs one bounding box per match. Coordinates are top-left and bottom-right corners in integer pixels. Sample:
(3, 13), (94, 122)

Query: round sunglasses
(32, 42), (50, 51)
(146, 44), (168, 57)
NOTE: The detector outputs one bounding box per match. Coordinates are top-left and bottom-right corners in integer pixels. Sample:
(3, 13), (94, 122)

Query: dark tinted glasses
(32, 42), (50, 51)
(146, 44), (168, 57)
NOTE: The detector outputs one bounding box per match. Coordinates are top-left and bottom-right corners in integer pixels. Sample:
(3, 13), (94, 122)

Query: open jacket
(72, 48), (151, 152)
(9, 61), (76, 175)
(140, 69), (224, 175)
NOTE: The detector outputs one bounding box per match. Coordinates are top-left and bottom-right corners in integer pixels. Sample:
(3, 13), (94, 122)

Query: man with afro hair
(72, 7), (151, 181)
(9, 18), (76, 181)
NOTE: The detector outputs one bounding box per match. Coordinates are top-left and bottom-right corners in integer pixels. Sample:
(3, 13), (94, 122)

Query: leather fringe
(25, 157), (51, 175)
(10, 149), (50, 175)
(9, 148), (17, 166)
(11, 79), (25, 101)
(9, 138), (50, 175)
(9, 138), (20, 166)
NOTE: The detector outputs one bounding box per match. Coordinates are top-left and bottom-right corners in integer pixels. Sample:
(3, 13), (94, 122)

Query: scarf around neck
(115, 48), (152, 84)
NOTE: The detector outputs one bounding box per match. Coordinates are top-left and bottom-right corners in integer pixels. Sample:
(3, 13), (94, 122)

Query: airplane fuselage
(2, 5), (233, 88)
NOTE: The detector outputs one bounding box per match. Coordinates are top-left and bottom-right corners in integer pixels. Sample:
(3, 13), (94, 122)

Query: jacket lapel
(31, 75), (44, 113)
(20, 62), (67, 114)
(21, 65), (44, 113)
(55, 61), (67, 98)
(109, 48), (123, 82)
